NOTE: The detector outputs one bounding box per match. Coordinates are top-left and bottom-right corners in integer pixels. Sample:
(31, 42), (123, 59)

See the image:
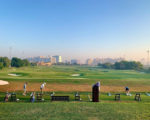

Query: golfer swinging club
(40, 82), (46, 93)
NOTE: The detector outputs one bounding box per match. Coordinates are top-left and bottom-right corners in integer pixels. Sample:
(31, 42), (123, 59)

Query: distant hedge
(11, 57), (30, 67)
(98, 61), (143, 70)
(0, 57), (10, 69)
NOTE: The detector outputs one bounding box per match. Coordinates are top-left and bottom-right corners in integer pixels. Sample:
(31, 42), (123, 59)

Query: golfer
(125, 86), (130, 95)
(23, 82), (27, 96)
(40, 82), (46, 93)
(30, 92), (35, 102)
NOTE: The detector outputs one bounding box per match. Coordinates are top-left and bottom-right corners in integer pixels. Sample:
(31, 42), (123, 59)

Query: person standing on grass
(4, 92), (11, 102)
(94, 81), (101, 91)
(125, 86), (130, 95)
(30, 92), (35, 102)
(23, 82), (27, 96)
(40, 82), (46, 93)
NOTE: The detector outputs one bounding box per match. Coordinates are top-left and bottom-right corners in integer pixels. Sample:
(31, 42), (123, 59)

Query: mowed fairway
(0, 65), (150, 120)
(0, 65), (150, 92)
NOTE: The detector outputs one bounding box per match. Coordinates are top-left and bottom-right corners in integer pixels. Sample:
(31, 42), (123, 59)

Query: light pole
(9, 47), (12, 68)
(147, 49), (150, 67)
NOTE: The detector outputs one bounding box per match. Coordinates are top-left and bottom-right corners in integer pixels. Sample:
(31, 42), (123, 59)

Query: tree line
(98, 61), (143, 70)
(0, 57), (31, 69)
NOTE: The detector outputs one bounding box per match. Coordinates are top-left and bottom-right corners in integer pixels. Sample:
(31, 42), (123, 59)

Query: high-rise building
(50, 57), (56, 64)
(64, 60), (70, 64)
(86, 59), (93, 65)
(52, 56), (62, 63)
(71, 59), (80, 64)
(27, 56), (50, 63)
(93, 58), (101, 65)
(92, 57), (125, 65)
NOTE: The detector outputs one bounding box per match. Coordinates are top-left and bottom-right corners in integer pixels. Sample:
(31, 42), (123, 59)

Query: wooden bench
(10, 93), (17, 102)
(36, 93), (43, 102)
(51, 96), (69, 101)
(135, 93), (141, 101)
(115, 94), (120, 101)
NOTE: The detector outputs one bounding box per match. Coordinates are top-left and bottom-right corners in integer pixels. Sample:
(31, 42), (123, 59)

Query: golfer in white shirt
(40, 82), (46, 93)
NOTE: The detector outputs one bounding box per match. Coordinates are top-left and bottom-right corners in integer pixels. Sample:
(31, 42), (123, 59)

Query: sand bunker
(68, 78), (87, 79)
(0, 80), (9, 85)
(8, 74), (20, 77)
(71, 74), (80, 77)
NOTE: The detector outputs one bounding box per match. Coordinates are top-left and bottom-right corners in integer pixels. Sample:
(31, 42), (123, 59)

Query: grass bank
(0, 102), (150, 120)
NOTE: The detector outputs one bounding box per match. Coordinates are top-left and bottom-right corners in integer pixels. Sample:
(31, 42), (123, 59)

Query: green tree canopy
(22, 59), (30, 66)
(114, 61), (143, 70)
(11, 57), (24, 67)
(0, 62), (3, 69)
(11, 57), (30, 67)
(98, 63), (113, 69)
(0, 57), (10, 68)
(98, 61), (143, 70)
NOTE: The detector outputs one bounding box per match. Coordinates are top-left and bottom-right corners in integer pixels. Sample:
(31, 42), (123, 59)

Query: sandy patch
(0, 80), (9, 85)
(67, 78), (87, 79)
(0, 82), (150, 92)
(8, 74), (20, 77)
(71, 74), (80, 77)
(139, 72), (145, 74)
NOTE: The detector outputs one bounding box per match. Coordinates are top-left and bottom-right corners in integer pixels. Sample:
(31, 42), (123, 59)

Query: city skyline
(1, 0), (150, 62)
(26, 55), (126, 65)
(25, 55), (147, 65)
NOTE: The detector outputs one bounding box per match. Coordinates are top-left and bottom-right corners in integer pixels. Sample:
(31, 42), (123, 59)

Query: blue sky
(0, 0), (150, 61)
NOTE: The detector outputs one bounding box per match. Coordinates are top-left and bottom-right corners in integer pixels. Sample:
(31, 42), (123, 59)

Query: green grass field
(0, 65), (150, 86)
(0, 102), (150, 120)
(0, 65), (150, 120)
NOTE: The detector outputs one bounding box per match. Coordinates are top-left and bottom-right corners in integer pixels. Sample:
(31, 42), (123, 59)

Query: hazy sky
(0, 0), (150, 61)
